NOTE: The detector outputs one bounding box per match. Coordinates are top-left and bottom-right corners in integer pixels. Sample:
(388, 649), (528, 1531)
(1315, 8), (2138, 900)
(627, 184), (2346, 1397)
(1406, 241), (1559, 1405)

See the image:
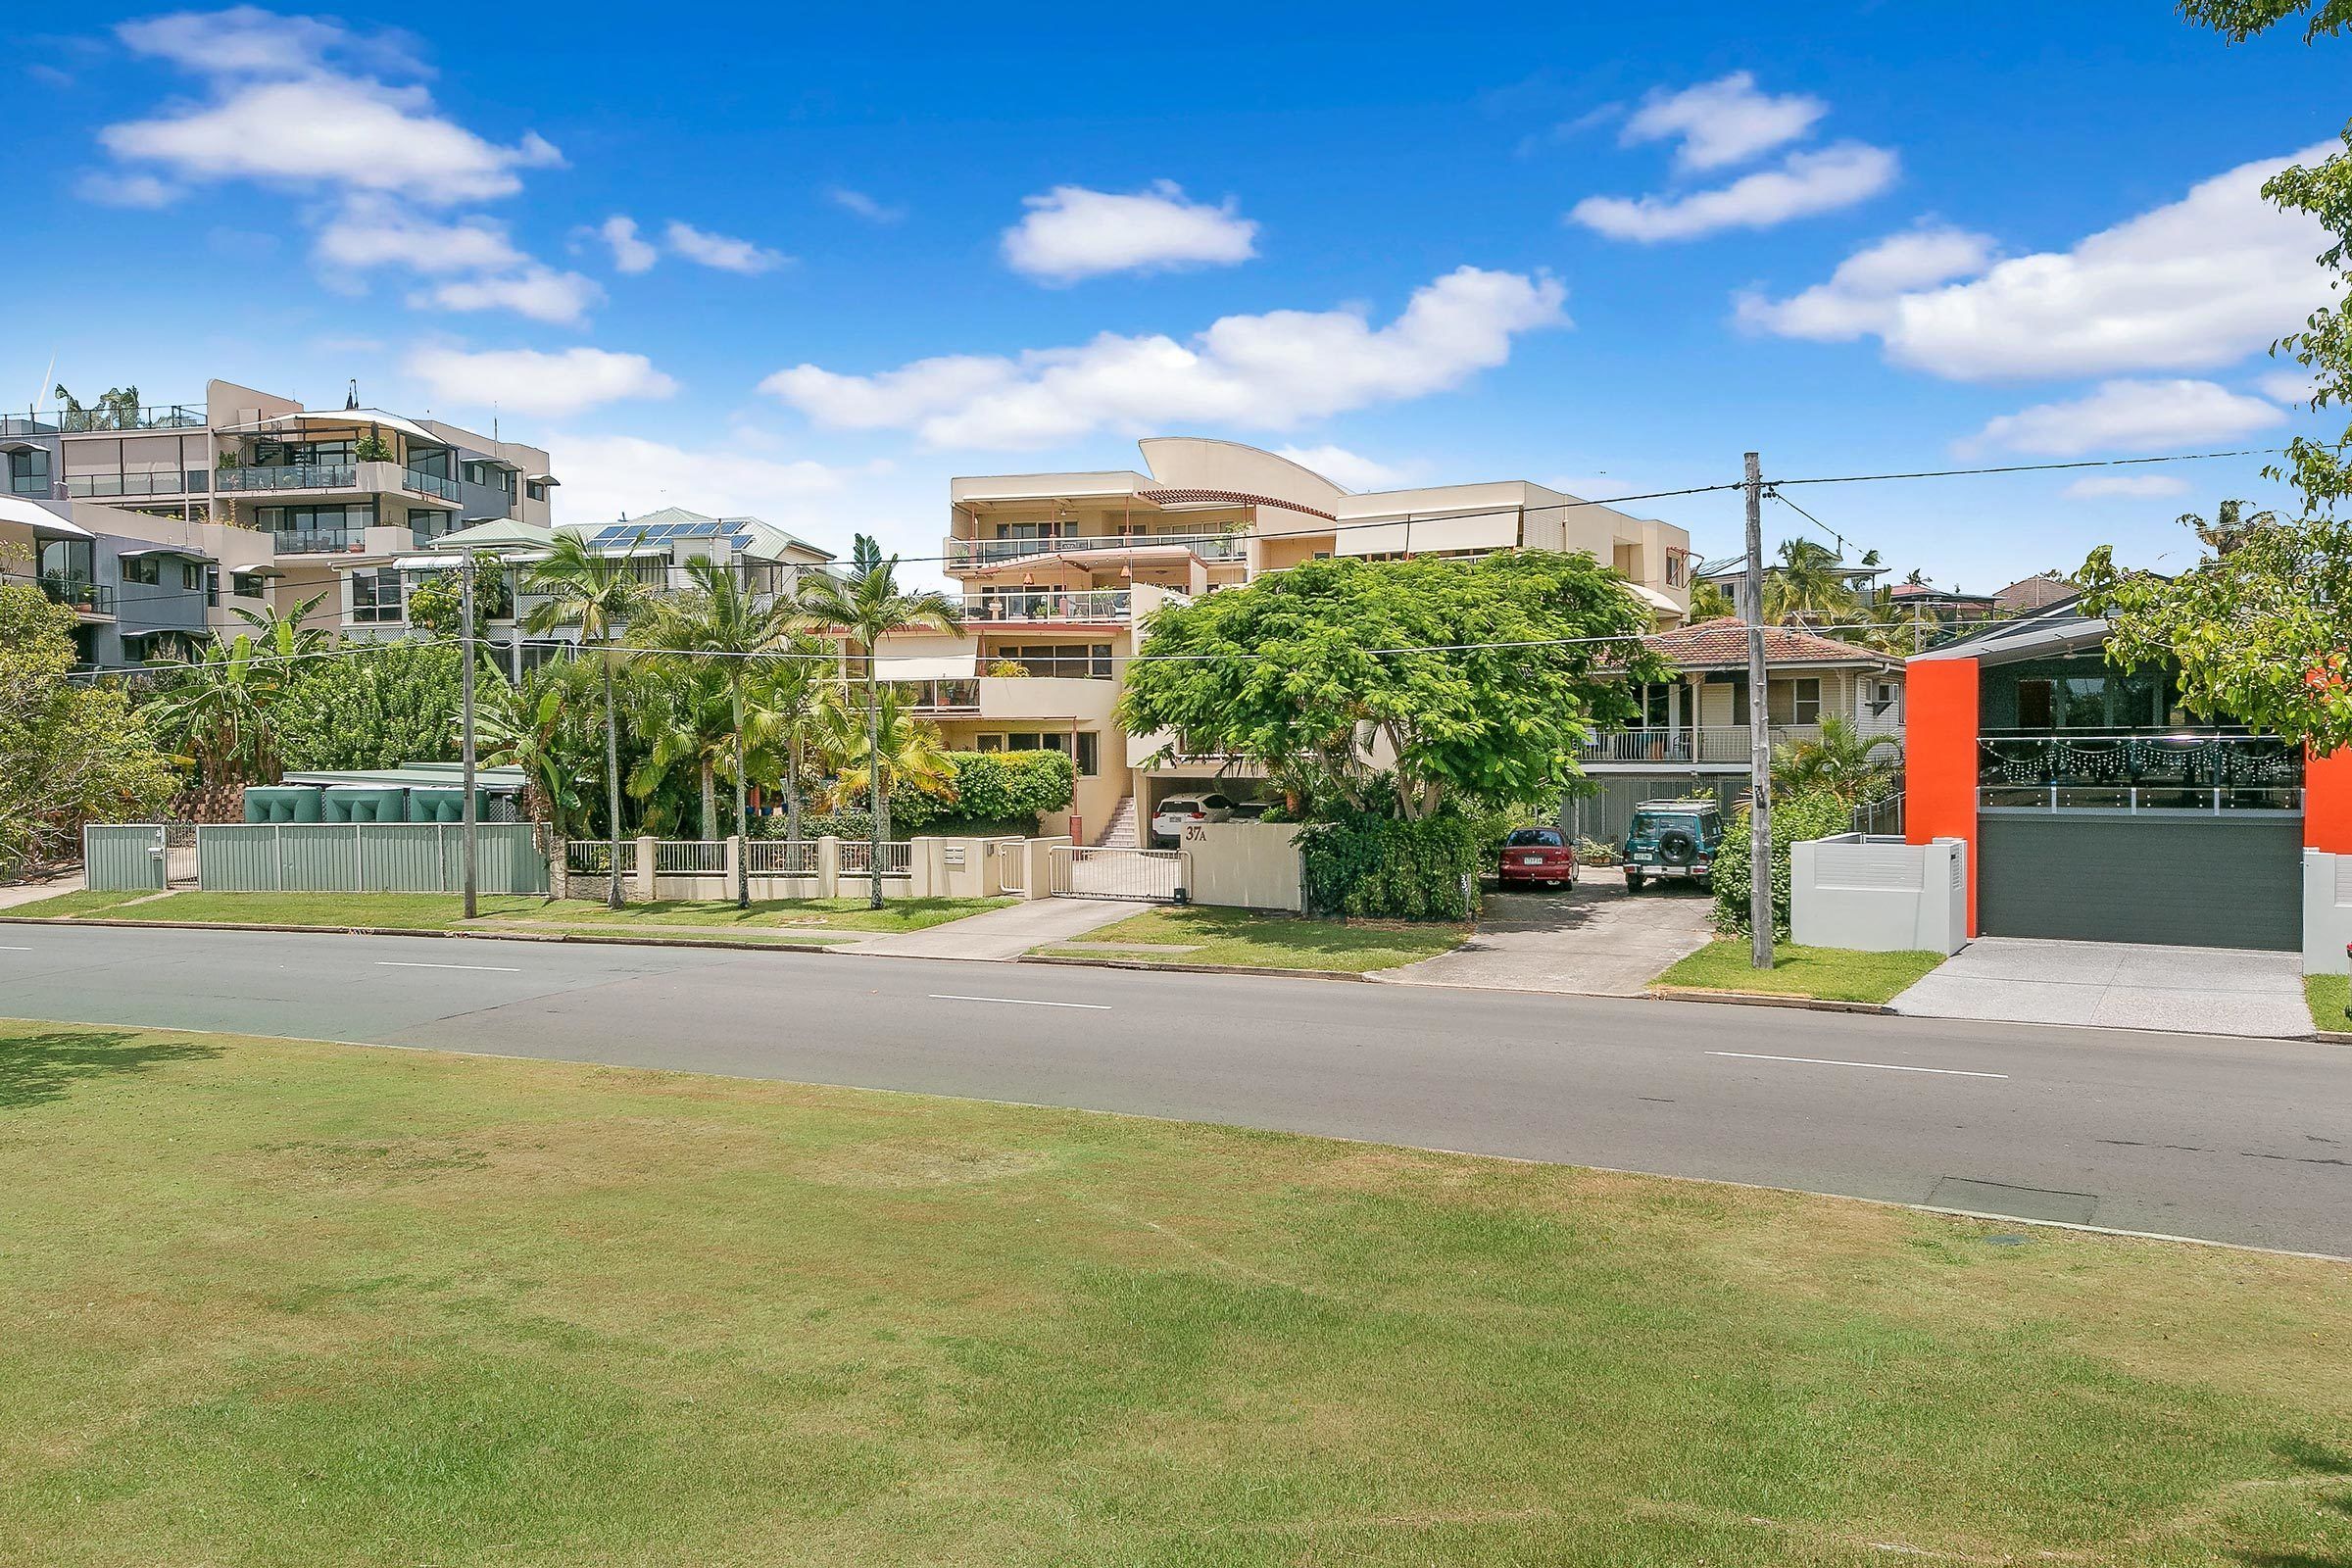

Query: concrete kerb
(1647, 985), (1896, 1016)
(1018, 954), (1373, 983)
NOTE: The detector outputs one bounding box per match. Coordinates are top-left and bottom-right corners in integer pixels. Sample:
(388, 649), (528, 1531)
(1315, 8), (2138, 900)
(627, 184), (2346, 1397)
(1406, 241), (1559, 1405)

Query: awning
(216, 408), (442, 445)
(525, 472), (559, 485)
(1625, 583), (1681, 613)
(873, 651), (979, 680)
(117, 544), (217, 564)
(0, 496), (91, 537)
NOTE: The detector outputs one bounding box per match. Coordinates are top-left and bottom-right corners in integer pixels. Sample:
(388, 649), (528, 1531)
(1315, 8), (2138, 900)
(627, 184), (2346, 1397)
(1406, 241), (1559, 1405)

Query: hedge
(1300, 813), (1481, 921)
(1710, 790), (1854, 939)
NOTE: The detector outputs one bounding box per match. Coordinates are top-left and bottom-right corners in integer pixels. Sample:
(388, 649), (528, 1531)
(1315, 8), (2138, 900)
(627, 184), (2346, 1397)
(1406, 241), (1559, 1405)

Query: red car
(1497, 826), (1577, 889)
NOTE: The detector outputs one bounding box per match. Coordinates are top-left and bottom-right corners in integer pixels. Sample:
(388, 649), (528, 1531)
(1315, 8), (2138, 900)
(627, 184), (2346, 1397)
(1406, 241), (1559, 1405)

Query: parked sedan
(1497, 826), (1578, 889)
(1152, 792), (1237, 845)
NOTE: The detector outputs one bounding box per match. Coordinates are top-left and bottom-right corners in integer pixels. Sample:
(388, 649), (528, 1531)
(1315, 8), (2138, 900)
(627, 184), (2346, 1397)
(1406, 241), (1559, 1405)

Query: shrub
(1711, 790), (1854, 939)
(1300, 812), (1481, 921)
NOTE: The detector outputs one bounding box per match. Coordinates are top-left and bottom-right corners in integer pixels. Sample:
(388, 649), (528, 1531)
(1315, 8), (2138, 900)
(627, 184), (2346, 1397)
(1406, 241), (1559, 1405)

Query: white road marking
(0, 946), (32, 951)
(375, 960), (523, 974)
(929, 993), (1110, 1010)
(1707, 1050), (2008, 1080)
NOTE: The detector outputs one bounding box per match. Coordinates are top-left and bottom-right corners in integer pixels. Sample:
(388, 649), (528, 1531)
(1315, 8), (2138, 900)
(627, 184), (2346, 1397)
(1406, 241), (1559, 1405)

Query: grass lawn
(2309, 973), (2351, 1036)
(499, 895), (1012, 935)
(3, 892), (1009, 941)
(2, 1021), (2349, 1566)
(1034, 905), (1466, 972)
(1, 888), (165, 918)
(1656, 939), (1947, 1004)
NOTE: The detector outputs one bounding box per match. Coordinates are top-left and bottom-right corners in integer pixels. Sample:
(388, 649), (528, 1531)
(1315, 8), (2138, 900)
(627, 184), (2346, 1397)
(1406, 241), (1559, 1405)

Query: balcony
(403, 469), (463, 502)
(218, 463), (358, 493)
(37, 577), (116, 618)
(1978, 731), (2302, 812)
(1582, 723), (1904, 766)
(270, 527), (368, 555)
(66, 470), (207, 499)
(965, 588), (1135, 624)
(4, 404), (205, 435)
(943, 531), (1249, 570)
(903, 678), (980, 712)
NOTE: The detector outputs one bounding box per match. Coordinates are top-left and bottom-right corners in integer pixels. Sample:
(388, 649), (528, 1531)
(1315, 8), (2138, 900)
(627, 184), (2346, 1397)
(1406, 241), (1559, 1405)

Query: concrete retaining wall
(1181, 820), (1304, 911)
(1791, 833), (1968, 956)
(2305, 850), (2352, 976)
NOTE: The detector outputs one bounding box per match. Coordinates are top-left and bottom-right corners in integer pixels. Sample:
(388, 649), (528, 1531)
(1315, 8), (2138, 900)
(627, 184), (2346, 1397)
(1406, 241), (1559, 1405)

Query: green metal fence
(83, 825), (167, 891)
(193, 823), (549, 895)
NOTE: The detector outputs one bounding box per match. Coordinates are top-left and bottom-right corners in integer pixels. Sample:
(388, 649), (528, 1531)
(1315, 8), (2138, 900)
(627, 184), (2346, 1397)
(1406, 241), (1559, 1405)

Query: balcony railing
(965, 589), (1132, 623)
(1581, 723), (1904, 765)
(903, 678), (981, 711)
(37, 577), (116, 615)
(66, 470), (206, 499)
(403, 469), (462, 501)
(1, 404), (205, 435)
(270, 528), (368, 555)
(218, 463), (358, 493)
(943, 532), (1248, 568)
(1977, 731), (2301, 810)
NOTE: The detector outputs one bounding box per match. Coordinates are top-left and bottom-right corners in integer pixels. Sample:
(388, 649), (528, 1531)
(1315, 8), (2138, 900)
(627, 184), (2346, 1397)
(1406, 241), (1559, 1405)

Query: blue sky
(9, 1), (2345, 589)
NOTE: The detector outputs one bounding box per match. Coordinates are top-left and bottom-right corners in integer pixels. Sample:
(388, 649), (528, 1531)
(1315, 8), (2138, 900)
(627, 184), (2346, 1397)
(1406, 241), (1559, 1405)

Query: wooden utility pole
(460, 549), (479, 921)
(1742, 452), (1772, 970)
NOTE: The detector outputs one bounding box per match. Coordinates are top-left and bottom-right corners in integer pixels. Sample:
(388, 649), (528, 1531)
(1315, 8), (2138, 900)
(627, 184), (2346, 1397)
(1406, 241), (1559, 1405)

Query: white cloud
(1271, 445), (1420, 492)
(663, 220), (786, 274)
(1966, 378), (2285, 458)
(1621, 72), (1826, 172)
(1744, 146), (2334, 379)
(315, 196), (523, 275)
(761, 265), (1565, 449)
(403, 345), (678, 417)
(596, 215), (659, 273)
(414, 267), (604, 326)
(1734, 225), (1996, 338)
(1002, 180), (1259, 283)
(2256, 368), (2319, 406)
(1571, 142), (1896, 242)
(2061, 474), (2192, 499)
(116, 5), (426, 80)
(542, 433), (861, 525)
(100, 75), (561, 205)
(825, 186), (906, 223)
(75, 170), (182, 208)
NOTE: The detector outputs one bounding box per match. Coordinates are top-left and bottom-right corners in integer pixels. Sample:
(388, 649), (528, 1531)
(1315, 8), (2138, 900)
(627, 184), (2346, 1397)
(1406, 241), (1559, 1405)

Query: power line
(1769, 443), (2331, 489)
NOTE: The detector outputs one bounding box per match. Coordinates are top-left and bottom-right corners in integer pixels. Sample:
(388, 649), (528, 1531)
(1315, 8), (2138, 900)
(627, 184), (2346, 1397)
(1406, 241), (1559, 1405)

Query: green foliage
(0, 586), (175, 865)
(1463, 796), (1535, 877)
(1711, 791), (1854, 939)
(354, 434), (393, 463)
(1300, 812), (1482, 921)
(277, 642), (485, 771)
(2079, 509), (2352, 750)
(1770, 716), (1901, 801)
(478, 658), (608, 839)
(943, 750), (1075, 822)
(1119, 553), (1664, 821)
(406, 572), (512, 636)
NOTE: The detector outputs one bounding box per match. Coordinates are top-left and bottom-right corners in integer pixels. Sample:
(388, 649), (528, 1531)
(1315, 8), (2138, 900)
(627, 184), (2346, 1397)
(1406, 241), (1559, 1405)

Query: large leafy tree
(636, 556), (805, 906)
(793, 556), (963, 907)
(142, 632), (294, 818)
(0, 585), (175, 866)
(523, 534), (644, 907)
(1117, 552), (1667, 821)
(277, 641), (484, 771)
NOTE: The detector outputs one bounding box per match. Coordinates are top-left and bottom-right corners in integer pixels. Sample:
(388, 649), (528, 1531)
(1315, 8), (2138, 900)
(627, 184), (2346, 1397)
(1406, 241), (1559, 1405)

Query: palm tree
(792, 555), (963, 909)
(523, 534), (644, 907)
(746, 635), (843, 845)
(625, 662), (745, 840)
(143, 633), (287, 819)
(231, 590), (333, 660)
(1770, 715), (1900, 800)
(833, 685), (956, 842)
(477, 658), (603, 838)
(635, 555), (804, 907)
(1764, 538), (1858, 624)
(1688, 580), (1738, 620)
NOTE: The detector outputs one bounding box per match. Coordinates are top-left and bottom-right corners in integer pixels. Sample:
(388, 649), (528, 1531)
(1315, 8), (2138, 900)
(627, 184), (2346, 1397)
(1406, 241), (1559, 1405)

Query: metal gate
(1049, 845), (1182, 902)
(1978, 811), (2302, 950)
(164, 821), (199, 886)
(991, 838), (1028, 895)
(84, 824), (167, 891)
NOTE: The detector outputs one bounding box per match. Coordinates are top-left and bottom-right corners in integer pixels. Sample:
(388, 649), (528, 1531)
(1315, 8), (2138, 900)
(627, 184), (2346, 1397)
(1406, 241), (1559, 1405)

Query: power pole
(1742, 452), (1773, 970)
(459, 549), (479, 921)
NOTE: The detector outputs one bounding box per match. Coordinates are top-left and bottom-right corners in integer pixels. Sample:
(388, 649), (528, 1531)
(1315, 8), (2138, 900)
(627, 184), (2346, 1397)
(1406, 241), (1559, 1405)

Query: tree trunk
(731, 675), (750, 909)
(785, 732), (803, 845)
(699, 761), (716, 842)
(865, 656), (884, 910)
(602, 659), (623, 909)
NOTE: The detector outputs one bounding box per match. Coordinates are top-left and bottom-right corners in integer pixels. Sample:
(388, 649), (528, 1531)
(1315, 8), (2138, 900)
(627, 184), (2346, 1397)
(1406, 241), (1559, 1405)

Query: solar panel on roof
(729, 535), (753, 551)
(683, 519), (721, 538)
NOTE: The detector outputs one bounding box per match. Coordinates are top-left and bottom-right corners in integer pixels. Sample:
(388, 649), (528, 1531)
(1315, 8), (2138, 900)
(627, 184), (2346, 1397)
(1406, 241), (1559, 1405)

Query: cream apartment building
(886, 438), (1693, 845)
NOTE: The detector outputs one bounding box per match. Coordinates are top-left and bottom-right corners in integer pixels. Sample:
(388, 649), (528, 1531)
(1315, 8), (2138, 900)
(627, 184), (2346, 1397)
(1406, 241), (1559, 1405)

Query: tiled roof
(1642, 617), (1897, 670)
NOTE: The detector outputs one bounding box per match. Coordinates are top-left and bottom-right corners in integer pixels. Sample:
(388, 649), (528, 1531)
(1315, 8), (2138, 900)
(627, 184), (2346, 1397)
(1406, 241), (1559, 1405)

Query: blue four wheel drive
(1620, 800), (1726, 892)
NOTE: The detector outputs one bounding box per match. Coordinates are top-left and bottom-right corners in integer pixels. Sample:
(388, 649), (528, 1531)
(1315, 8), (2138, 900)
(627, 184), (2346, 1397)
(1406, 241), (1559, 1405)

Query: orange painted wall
(1905, 657), (1982, 934)
(2308, 745), (2352, 853)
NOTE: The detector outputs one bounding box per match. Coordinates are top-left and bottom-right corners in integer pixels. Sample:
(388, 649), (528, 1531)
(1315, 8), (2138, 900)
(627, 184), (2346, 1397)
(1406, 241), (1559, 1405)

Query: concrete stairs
(1095, 795), (1141, 848)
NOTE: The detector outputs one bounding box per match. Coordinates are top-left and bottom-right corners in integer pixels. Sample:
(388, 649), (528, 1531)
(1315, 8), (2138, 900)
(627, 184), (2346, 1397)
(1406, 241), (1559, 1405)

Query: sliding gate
(1048, 846), (1182, 902)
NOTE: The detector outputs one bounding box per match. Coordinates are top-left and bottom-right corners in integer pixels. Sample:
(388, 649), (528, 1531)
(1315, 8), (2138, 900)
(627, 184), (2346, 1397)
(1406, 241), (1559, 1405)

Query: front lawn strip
(485, 895), (1012, 936)
(0, 889), (167, 919)
(4, 892), (1010, 940)
(1, 1017), (2348, 1566)
(1655, 939), (1947, 1004)
(1032, 905), (1467, 973)
(2308, 973), (2352, 1038)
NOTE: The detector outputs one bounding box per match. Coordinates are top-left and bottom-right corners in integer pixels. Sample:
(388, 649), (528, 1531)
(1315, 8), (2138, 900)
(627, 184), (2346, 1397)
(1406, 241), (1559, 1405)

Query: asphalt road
(5, 923), (2349, 1255)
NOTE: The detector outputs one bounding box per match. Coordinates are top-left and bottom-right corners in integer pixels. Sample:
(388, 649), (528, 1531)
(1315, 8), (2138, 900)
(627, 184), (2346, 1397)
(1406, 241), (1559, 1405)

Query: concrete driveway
(1375, 874), (1715, 997)
(1891, 937), (2312, 1039)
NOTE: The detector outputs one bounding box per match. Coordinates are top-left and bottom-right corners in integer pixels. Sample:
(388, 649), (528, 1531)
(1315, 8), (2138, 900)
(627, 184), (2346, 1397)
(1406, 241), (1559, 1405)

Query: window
(351, 567), (403, 624)
(1665, 550), (1686, 588)
(463, 460), (518, 494)
(1867, 679), (1898, 717)
(1769, 676), (1821, 725)
(205, 567), (220, 608)
(180, 562), (203, 591)
(526, 479), (548, 502)
(230, 570), (268, 599)
(997, 642), (1112, 678)
(993, 730), (1099, 775)
(7, 446), (50, 496)
(260, 502), (375, 546)
(123, 556), (162, 586)
(1506, 828), (1566, 848)
(1076, 730), (1100, 776)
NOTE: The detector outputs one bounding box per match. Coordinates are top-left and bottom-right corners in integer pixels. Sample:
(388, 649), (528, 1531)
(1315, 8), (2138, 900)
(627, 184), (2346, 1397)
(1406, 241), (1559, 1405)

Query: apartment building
(884, 437), (1694, 844)
(333, 506), (842, 676)
(0, 377), (555, 668)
